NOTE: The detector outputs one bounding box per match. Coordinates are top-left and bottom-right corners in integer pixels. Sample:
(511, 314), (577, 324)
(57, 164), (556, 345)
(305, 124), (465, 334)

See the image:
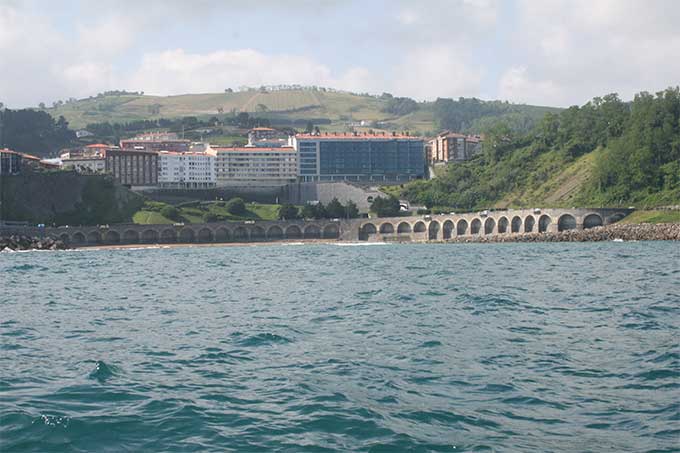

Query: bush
(417, 208), (431, 215)
(160, 206), (180, 221)
(203, 212), (218, 223)
(225, 197), (246, 215)
(370, 196), (401, 217)
(278, 204), (299, 220)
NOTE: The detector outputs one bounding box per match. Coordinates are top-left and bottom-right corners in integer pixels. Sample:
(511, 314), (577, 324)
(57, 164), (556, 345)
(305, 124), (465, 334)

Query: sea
(1, 241), (679, 452)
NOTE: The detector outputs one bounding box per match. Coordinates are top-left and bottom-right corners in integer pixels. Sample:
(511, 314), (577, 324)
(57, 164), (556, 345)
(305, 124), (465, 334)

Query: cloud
(499, 0), (680, 106)
(1, 0), (679, 109)
(392, 46), (484, 100)
(125, 49), (375, 95)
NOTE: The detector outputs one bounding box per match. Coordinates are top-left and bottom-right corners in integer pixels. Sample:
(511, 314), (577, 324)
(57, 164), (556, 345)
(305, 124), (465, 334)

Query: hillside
(0, 171), (143, 224)
(43, 89), (559, 134)
(399, 88), (680, 211)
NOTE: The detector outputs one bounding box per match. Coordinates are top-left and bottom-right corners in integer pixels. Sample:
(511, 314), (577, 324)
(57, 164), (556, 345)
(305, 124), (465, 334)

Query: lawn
(132, 210), (174, 224)
(132, 200), (283, 224)
(620, 210), (680, 224)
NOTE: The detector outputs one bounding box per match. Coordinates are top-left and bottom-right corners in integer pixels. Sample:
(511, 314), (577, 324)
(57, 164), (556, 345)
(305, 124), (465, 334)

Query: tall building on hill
(290, 132), (425, 183)
(158, 151), (216, 189)
(428, 131), (483, 163)
(0, 149), (22, 175)
(247, 127), (289, 148)
(104, 149), (158, 187)
(120, 132), (191, 153)
(207, 146), (297, 187)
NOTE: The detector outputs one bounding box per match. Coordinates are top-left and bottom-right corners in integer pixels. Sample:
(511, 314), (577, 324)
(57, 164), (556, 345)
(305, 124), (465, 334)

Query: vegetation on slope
(132, 200), (282, 224)
(400, 88), (680, 210)
(39, 88), (557, 135)
(619, 210), (680, 224)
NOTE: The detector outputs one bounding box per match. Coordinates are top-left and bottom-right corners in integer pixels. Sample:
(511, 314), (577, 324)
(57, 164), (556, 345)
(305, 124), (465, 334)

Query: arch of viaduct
(0, 208), (632, 246)
(354, 208), (633, 242)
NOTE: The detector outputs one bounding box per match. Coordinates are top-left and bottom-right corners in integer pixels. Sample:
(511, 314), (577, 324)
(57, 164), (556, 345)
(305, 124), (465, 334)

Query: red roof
(211, 146), (295, 153)
(86, 143), (111, 148)
(295, 132), (420, 140)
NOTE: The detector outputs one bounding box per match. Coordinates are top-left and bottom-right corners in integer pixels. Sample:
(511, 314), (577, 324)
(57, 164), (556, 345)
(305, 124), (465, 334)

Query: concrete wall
(282, 182), (388, 213)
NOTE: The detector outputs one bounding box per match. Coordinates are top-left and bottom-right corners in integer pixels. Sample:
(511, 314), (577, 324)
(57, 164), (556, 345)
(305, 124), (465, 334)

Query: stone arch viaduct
(354, 208), (632, 242)
(1, 208), (632, 246)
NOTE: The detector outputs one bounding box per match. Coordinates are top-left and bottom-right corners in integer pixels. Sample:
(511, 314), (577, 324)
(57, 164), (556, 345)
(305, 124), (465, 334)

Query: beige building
(207, 146), (297, 187)
(428, 131), (483, 163)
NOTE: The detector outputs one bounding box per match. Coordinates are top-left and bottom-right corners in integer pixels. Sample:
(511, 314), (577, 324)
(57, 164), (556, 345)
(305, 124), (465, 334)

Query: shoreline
(2, 223), (678, 252)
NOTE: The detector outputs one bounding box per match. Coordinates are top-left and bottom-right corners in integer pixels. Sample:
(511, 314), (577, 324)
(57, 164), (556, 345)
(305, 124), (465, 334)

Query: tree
(305, 121), (314, 134)
(225, 88), (233, 93)
(161, 206), (180, 221)
(313, 202), (328, 219)
(345, 200), (359, 218)
(225, 197), (246, 215)
(38, 102), (46, 109)
(300, 203), (316, 219)
(278, 204), (299, 220)
(325, 198), (345, 218)
(256, 103), (268, 113)
(370, 196), (401, 217)
(203, 212), (218, 223)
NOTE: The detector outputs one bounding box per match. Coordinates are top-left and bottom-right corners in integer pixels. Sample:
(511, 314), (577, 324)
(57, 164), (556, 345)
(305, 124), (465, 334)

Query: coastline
(432, 222), (680, 244)
(2, 223), (679, 252)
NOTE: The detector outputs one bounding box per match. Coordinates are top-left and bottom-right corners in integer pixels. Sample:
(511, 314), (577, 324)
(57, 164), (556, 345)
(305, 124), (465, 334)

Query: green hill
(399, 88), (680, 210)
(44, 89), (559, 134)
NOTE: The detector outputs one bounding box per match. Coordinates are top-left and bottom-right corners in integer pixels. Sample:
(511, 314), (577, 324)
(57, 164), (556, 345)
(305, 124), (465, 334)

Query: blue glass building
(292, 133), (425, 182)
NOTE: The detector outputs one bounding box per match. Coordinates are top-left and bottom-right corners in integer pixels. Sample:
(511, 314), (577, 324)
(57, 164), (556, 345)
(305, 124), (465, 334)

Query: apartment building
(158, 151), (216, 189)
(207, 146), (297, 187)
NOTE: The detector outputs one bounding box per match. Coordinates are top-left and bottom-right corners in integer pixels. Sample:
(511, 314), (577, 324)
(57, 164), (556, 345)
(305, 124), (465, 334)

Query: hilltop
(43, 88), (559, 134)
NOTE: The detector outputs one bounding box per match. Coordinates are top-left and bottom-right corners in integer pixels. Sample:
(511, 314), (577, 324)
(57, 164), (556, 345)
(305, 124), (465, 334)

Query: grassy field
(44, 89), (555, 135)
(132, 201), (283, 225)
(619, 210), (680, 224)
(46, 90), (387, 129)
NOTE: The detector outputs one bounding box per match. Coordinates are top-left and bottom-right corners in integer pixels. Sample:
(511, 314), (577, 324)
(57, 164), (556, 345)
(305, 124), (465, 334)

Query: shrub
(160, 206), (180, 221)
(278, 204), (299, 220)
(225, 197), (246, 215)
(370, 196), (401, 217)
(203, 212), (218, 223)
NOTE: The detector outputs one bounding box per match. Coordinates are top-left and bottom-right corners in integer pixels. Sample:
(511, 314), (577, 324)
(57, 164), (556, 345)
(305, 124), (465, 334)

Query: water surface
(1, 242), (679, 452)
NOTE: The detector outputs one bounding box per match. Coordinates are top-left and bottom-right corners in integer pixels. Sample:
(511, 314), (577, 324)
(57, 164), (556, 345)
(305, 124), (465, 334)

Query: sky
(1, 0), (679, 108)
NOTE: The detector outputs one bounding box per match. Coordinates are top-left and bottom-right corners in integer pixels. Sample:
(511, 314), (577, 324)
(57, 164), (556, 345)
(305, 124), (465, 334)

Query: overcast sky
(1, 0), (679, 108)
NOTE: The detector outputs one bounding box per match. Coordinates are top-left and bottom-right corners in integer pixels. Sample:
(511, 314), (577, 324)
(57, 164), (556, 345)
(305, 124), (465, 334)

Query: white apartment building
(158, 151), (216, 189)
(207, 146), (298, 187)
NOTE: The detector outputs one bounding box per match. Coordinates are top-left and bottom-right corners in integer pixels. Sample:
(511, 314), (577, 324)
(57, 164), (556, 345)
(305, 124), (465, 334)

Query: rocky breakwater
(1, 235), (69, 251)
(447, 223), (680, 244)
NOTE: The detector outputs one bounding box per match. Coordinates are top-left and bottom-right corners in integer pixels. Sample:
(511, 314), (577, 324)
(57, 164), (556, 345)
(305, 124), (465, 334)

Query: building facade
(428, 131), (483, 163)
(207, 146), (297, 187)
(104, 149), (158, 186)
(290, 132), (425, 183)
(61, 156), (106, 173)
(120, 132), (191, 153)
(247, 127), (289, 148)
(158, 151), (216, 189)
(0, 149), (22, 175)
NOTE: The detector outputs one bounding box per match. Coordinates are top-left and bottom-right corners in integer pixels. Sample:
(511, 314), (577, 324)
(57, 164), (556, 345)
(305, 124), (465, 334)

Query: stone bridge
(0, 208), (632, 246)
(351, 208), (633, 242)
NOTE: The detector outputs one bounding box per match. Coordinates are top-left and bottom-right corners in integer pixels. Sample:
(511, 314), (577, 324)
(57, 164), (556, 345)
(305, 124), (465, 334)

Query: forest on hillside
(402, 87), (680, 210)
